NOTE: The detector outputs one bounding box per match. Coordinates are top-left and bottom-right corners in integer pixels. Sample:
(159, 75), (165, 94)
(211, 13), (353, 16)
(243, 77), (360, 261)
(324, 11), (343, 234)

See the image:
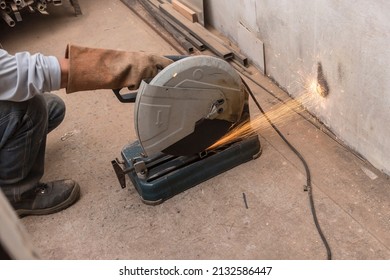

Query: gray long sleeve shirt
(0, 49), (61, 102)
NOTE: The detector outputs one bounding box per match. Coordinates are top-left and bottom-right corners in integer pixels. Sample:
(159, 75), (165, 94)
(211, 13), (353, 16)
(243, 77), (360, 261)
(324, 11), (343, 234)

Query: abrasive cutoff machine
(111, 55), (261, 204)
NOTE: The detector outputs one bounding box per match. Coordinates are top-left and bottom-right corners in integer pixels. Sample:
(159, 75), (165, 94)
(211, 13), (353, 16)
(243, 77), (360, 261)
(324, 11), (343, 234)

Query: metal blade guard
(112, 56), (261, 204)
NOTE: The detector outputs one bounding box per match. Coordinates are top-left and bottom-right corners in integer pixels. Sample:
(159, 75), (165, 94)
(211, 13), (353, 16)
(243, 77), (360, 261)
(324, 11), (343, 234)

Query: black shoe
(9, 179), (80, 218)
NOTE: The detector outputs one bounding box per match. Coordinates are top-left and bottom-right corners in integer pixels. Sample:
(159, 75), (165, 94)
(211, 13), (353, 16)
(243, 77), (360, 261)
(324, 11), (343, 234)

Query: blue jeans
(0, 94), (65, 200)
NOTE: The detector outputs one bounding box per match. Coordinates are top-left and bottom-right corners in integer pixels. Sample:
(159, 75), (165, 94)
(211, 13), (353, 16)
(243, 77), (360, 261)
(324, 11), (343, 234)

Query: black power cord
(241, 77), (332, 260)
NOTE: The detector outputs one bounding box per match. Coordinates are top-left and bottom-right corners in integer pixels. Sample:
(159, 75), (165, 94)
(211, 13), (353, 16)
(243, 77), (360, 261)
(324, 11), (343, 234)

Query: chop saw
(111, 55), (261, 204)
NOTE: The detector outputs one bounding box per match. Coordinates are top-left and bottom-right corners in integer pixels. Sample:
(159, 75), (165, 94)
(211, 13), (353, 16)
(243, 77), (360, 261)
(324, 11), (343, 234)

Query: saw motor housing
(134, 55), (248, 157)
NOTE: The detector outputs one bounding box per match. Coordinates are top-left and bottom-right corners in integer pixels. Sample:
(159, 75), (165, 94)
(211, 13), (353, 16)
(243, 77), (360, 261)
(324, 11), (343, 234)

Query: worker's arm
(0, 49), (62, 102)
(0, 45), (172, 100)
(59, 45), (173, 92)
(64, 44), (172, 93)
(58, 57), (69, 89)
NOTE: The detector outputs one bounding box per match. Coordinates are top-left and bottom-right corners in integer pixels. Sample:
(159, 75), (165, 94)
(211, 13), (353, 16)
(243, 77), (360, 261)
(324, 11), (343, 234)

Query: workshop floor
(1, 0), (389, 260)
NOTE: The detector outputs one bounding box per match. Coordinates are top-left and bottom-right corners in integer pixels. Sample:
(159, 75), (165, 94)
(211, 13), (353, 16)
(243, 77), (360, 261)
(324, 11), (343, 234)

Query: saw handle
(112, 55), (189, 103)
(112, 88), (138, 103)
(164, 55), (189, 61)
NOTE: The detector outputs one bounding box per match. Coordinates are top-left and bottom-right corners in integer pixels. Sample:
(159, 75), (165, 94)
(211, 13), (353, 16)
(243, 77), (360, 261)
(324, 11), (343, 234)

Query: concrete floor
(1, 0), (389, 260)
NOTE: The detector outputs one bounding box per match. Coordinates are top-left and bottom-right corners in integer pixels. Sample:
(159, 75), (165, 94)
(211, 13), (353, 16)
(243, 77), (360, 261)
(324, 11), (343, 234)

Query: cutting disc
(134, 56), (246, 156)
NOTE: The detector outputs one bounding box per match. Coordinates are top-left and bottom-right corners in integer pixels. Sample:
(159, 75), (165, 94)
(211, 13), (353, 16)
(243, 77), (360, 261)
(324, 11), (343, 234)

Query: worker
(0, 44), (172, 217)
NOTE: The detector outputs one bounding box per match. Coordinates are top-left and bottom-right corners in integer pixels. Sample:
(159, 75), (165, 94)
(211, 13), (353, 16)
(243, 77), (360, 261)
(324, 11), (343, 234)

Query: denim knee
(44, 93), (66, 133)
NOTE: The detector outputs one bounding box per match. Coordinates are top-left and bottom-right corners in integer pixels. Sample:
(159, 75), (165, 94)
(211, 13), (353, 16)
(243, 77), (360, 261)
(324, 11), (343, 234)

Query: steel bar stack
(0, 0), (81, 27)
(121, 0), (249, 68)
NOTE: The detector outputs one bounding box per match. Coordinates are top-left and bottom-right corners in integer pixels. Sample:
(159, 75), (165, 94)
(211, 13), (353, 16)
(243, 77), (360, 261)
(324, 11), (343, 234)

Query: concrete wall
(205, 0), (390, 175)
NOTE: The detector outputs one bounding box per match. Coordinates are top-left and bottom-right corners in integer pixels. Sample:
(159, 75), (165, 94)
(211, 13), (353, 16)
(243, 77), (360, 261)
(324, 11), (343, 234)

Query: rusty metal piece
(242, 192), (249, 209)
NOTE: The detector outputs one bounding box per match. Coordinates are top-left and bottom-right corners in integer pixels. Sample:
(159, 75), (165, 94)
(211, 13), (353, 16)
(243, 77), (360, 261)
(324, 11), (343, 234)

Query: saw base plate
(121, 134), (261, 205)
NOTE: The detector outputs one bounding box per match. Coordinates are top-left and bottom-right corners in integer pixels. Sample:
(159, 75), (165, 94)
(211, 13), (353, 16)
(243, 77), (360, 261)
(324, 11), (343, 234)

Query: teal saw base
(121, 134), (261, 205)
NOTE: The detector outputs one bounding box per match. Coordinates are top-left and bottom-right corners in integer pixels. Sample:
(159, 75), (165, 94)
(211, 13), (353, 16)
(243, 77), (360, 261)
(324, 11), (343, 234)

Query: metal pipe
(1, 10), (15, 27)
(52, 0), (62, 6)
(10, 2), (22, 21)
(0, 1), (6, 10)
(35, 0), (48, 15)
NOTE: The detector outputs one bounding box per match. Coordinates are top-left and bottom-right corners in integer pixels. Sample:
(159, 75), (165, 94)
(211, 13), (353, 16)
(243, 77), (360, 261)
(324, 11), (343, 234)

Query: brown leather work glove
(65, 44), (173, 93)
